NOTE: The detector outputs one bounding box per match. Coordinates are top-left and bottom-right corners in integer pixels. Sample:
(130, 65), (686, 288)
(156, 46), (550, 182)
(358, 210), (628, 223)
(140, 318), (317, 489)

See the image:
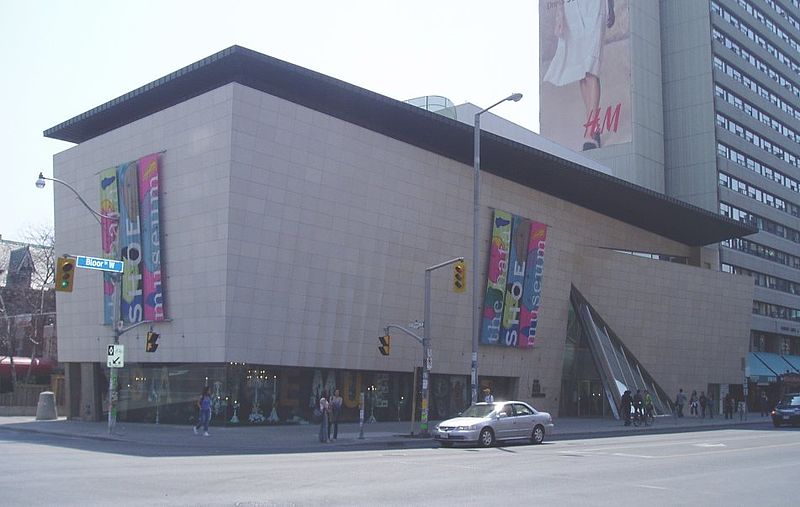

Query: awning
(749, 352), (798, 379)
(780, 354), (800, 373)
(747, 353), (778, 381)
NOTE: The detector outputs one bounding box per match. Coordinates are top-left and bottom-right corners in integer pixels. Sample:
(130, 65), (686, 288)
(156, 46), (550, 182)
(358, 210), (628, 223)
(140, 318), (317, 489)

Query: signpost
(76, 255), (124, 273)
(107, 344), (124, 368)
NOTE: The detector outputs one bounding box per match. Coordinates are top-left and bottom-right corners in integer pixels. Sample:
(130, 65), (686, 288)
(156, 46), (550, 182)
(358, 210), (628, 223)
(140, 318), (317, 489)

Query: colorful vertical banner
(480, 211), (548, 348)
(138, 154), (165, 321)
(518, 222), (548, 348)
(500, 216), (531, 347)
(480, 210), (512, 345)
(99, 168), (120, 325)
(117, 161), (144, 324)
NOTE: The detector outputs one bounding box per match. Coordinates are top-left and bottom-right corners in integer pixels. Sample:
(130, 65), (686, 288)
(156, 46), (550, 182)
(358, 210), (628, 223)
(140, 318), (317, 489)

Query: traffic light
(378, 335), (391, 356)
(55, 257), (75, 292)
(145, 331), (160, 352)
(453, 260), (466, 293)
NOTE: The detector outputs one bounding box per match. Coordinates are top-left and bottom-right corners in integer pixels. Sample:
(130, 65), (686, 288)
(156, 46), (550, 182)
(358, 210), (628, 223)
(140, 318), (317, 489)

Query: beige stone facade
(51, 78), (753, 418)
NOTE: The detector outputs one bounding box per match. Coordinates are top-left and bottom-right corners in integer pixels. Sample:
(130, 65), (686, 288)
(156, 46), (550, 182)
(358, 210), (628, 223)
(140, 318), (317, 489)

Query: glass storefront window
(109, 362), (514, 425)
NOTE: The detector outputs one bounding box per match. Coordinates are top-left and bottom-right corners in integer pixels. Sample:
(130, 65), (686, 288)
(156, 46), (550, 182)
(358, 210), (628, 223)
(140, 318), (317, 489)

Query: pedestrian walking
(193, 386), (212, 436)
(690, 390), (698, 417)
(620, 390), (632, 426)
(329, 388), (343, 440)
(483, 388), (494, 404)
(699, 392), (707, 418)
(319, 391), (330, 443)
(675, 388), (686, 418)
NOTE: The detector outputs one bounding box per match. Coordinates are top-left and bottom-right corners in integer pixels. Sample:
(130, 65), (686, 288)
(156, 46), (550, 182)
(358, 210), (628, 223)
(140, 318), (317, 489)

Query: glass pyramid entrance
(560, 285), (673, 419)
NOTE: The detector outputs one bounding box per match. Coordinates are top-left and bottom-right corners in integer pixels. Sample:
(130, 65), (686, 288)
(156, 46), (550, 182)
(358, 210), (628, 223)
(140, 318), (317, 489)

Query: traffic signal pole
(383, 255), (463, 437)
(107, 270), (154, 434)
(34, 173), (159, 435)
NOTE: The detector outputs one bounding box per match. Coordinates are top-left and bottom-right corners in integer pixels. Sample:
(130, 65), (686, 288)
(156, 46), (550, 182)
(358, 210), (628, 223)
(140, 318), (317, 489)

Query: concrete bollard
(36, 391), (58, 420)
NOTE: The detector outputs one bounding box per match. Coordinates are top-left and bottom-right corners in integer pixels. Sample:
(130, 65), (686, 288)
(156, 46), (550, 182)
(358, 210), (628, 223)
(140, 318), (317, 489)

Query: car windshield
(459, 404), (497, 418)
(779, 395), (800, 406)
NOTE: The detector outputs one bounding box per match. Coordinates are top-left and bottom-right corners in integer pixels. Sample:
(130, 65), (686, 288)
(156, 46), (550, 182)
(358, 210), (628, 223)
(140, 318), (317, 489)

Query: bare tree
(0, 225), (56, 389)
(0, 268), (17, 389)
(22, 225), (56, 383)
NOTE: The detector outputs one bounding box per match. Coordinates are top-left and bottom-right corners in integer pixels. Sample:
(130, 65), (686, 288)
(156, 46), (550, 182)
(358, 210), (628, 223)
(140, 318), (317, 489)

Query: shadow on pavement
(0, 416), (788, 458)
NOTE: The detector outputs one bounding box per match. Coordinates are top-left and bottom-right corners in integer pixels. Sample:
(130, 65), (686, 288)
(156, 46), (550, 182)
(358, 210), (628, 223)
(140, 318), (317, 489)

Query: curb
(1, 419), (769, 451)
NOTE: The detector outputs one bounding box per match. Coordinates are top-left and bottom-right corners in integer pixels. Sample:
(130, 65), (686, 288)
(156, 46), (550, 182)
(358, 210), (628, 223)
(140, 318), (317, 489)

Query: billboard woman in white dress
(543, 0), (615, 150)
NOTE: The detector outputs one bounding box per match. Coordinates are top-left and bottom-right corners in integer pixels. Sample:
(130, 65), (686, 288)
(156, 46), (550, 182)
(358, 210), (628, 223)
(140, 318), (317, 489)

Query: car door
(494, 403), (516, 440)
(512, 403), (535, 439)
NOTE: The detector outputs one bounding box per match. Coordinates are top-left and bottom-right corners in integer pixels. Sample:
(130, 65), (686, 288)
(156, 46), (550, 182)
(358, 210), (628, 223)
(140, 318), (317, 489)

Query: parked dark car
(771, 393), (800, 427)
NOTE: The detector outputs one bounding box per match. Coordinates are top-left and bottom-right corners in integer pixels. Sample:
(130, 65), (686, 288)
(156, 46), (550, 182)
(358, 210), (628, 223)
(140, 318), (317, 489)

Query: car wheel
(531, 425), (545, 445)
(440, 441), (453, 448)
(773, 420), (782, 427)
(478, 428), (495, 447)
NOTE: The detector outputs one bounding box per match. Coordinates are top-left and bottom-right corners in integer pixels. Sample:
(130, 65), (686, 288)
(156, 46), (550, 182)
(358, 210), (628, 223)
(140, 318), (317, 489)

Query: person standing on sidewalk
(707, 392), (714, 419)
(328, 389), (343, 441)
(723, 392), (733, 419)
(699, 392), (707, 418)
(319, 391), (330, 443)
(675, 389), (686, 418)
(483, 388), (494, 404)
(620, 390), (632, 426)
(689, 390), (698, 417)
(759, 392), (769, 417)
(194, 386), (212, 436)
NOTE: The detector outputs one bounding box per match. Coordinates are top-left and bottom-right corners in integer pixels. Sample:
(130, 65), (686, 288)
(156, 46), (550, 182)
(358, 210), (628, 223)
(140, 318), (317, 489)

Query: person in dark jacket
(620, 390), (632, 426)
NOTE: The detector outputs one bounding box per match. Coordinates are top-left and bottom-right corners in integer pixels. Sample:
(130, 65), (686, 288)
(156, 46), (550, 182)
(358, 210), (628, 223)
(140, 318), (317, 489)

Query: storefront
(110, 362), (513, 426)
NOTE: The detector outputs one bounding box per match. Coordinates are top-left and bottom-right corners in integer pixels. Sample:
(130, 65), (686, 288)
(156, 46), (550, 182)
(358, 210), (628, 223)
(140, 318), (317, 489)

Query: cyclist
(633, 389), (644, 423)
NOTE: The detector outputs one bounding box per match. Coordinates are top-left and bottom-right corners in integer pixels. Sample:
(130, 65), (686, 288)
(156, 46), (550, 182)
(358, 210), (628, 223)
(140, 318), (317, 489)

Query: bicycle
(644, 405), (655, 426)
(631, 406), (653, 427)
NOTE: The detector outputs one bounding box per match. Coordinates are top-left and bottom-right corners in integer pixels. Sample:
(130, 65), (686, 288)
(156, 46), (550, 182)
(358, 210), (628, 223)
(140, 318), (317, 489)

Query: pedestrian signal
(378, 335), (391, 356)
(55, 257), (75, 292)
(145, 331), (160, 353)
(453, 260), (466, 293)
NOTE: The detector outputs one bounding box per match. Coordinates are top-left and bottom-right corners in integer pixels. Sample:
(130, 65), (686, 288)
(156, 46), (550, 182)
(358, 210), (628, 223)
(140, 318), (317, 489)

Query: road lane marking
(694, 443), (726, 447)
(637, 485), (669, 490)
(658, 439), (800, 459)
(561, 439), (800, 460)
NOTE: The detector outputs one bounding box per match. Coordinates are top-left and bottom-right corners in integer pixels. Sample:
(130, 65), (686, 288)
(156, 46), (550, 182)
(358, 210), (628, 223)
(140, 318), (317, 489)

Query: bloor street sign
(76, 255), (124, 273)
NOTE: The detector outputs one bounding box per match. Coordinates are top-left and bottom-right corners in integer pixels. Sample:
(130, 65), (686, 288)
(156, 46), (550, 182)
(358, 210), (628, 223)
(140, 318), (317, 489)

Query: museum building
(45, 46), (756, 425)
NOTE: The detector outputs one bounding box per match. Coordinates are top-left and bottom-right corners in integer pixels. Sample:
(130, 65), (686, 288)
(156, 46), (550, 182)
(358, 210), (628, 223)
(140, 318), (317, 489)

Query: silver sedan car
(434, 401), (554, 447)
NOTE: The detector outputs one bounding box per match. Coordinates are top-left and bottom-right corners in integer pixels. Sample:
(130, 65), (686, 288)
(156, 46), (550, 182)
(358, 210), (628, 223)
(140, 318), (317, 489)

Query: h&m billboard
(539, 0), (631, 152)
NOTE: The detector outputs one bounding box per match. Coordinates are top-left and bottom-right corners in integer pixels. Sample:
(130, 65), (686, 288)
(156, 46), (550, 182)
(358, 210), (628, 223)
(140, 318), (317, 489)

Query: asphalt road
(1, 423), (797, 506)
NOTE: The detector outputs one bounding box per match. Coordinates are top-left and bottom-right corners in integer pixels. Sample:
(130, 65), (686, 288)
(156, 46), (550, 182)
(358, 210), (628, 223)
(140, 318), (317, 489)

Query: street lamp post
(471, 93), (522, 405)
(36, 172), (130, 433)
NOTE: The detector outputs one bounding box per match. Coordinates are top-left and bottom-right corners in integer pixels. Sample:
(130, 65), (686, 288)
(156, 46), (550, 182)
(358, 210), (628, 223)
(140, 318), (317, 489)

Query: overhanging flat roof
(44, 45), (756, 246)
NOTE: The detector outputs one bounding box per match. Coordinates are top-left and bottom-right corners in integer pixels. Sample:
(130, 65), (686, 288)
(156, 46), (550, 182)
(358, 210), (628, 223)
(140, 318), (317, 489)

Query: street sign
(107, 344), (124, 368)
(76, 255), (124, 273)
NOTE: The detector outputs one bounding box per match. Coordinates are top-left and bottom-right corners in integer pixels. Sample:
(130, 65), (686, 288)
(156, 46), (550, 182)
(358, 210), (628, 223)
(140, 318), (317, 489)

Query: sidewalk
(0, 412), (770, 455)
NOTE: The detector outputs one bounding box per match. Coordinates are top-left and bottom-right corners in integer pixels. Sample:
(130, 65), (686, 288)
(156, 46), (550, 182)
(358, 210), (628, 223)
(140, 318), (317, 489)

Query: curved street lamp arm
(37, 173), (118, 224)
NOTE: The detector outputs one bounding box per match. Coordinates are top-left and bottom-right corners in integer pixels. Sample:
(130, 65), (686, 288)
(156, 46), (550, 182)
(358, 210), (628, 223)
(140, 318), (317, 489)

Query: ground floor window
(101, 363), (513, 426)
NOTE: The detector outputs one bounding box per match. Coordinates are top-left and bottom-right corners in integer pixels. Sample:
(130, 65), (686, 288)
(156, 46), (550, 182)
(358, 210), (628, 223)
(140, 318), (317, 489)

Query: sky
(0, 0), (540, 243)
